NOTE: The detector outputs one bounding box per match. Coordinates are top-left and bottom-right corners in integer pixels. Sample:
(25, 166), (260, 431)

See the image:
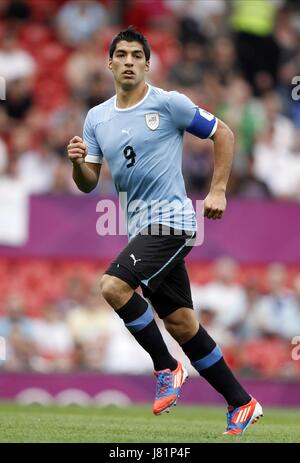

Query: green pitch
(0, 402), (299, 443)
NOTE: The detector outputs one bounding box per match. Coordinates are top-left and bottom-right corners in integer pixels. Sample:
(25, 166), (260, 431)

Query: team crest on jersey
(145, 113), (160, 130)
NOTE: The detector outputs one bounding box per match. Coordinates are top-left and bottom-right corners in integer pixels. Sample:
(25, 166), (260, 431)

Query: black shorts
(104, 225), (196, 319)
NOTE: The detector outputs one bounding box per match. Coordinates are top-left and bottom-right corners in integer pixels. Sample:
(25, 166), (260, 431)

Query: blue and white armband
(186, 108), (218, 139)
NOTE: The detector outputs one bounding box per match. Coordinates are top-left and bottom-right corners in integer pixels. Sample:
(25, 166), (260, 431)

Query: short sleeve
(167, 91), (198, 130)
(168, 91), (218, 139)
(83, 110), (103, 164)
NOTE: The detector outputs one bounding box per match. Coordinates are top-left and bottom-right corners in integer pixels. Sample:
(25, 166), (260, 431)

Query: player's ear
(145, 60), (150, 72)
(108, 58), (112, 71)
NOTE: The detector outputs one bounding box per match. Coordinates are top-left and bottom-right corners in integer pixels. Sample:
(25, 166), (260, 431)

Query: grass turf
(0, 402), (299, 443)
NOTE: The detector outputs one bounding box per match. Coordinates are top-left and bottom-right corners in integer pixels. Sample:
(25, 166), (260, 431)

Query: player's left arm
(204, 119), (234, 220)
(168, 91), (234, 219)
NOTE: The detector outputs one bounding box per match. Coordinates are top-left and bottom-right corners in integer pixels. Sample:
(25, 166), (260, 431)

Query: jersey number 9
(123, 145), (136, 168)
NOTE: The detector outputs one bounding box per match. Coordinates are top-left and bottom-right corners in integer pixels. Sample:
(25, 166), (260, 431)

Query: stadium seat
(19, 22), (54, 50)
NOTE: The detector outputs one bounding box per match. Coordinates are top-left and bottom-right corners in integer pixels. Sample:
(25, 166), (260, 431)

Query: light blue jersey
(84, 84), (217, 239)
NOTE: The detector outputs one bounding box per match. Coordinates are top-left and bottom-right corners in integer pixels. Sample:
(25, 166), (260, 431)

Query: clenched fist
(67, 136), (88, 165)
(204, 190), (227, 220)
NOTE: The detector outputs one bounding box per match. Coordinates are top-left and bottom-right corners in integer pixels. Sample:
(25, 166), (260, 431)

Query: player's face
(109, 41), (149, 89)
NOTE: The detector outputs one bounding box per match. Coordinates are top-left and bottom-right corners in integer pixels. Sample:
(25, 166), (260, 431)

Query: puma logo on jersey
(122, 129), (130, 136)
(130, 254), (142, 266)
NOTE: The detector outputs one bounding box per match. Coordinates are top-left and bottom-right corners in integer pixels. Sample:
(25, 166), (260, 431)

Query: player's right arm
(68, 135), (101, 193)
(68, 109), (104, 193)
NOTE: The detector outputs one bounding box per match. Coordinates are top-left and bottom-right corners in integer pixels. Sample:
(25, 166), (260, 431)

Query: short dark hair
(109, 26), (151, 61)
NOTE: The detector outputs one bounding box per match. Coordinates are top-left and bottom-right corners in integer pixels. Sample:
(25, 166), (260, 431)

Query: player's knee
(164, 311), (198, 344)
(166, 323), (193, 344)
(100, 274), (132, 307)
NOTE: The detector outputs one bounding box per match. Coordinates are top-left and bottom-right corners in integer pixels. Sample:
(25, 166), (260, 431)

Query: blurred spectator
(52, 158), (80, 194)
(198, 306), (236, 347)
(253, 91), (300, 199)
(146, 51), (165, 87)
(237, 276), (264, 340)
(0, 108), (9, 137)
(231, 0), (282, 95)
(103, 312), (153, 374)
(3, 0), (32, 23)
(276, 6), (300, 127)
(217, 76), (265, 176)
(0, 259), (298, 377)
(31, 301), (74, 372)
(275, 4), (299, 63)
(0, 137), (8, 175)
(182, 134), (213, 193)
(56, 0), (108, 47)
(0, 31), (36, 82)
(208, 36), (239, 86)
(166, 0), (227, 38)
(293, 274), (300, 308)
(8, 125), (33, 158)
(238, 334), (292, 377)
(85, 70), (114, 109)
(124, 0), (173, 30)
(278, 57), (300, 128)
(0, 0), (298, 200)
(0, 295), (35, 371)
(168, 39), (207, 89)
(192, 257), (247, 331)
(57, 276), (87, 314)
(5, 77), (34, 120)
(250, 263), (300, 340)
(176, 16), (207, 45)
(231, 172), (271, 199)
(199, 70), (224, 112)
(0, 0), (300, 381)
(67, 291), (113, 370)
(46, 99), (87, 158)
(15, 142), (60, 194)
(65, 39), (106, 98)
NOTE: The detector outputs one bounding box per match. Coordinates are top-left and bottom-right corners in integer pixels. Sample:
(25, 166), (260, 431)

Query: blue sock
(182, 326), (251, 407)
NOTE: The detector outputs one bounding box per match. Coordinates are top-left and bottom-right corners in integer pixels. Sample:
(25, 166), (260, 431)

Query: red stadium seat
(144, 29), (180, 68)
(33, 41), (69, 67)
(239, 338), (291, 377)
(19, 23), (53, 50)
(26, 0), (60, 22)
